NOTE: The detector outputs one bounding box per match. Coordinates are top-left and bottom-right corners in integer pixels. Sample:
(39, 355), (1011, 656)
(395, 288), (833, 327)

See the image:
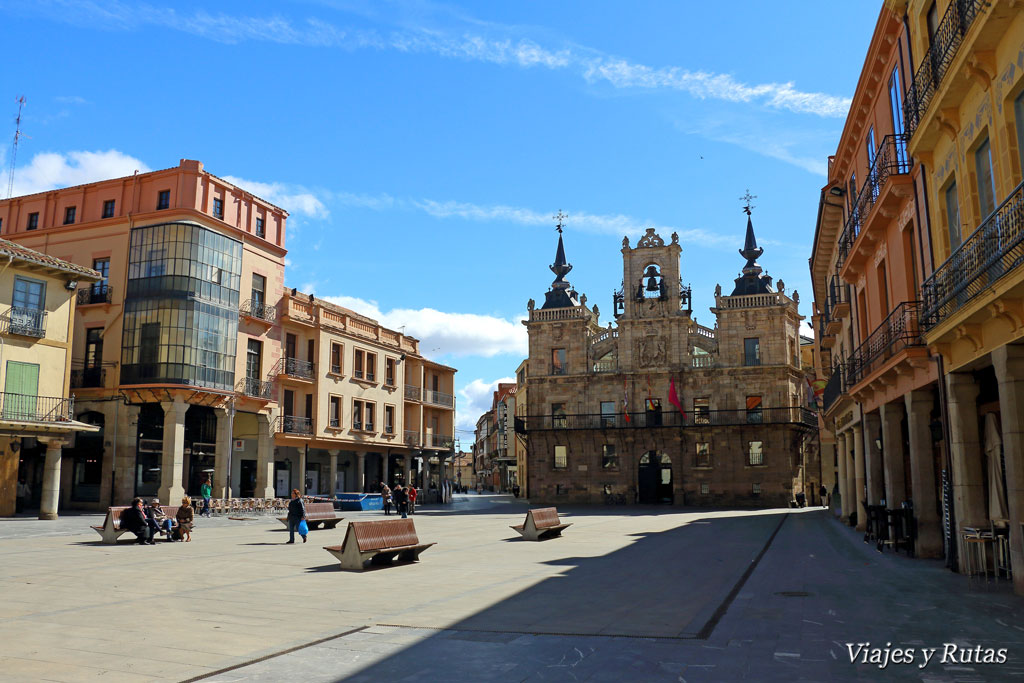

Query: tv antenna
(6, 96), (26, 200)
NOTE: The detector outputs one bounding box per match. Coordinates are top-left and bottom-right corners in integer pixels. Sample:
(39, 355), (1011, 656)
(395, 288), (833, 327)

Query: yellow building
(514, 359), (529, 497)
(0, 240), (101, 518)
(274, 290), (457, 495)
(901, 0), (1024, 588)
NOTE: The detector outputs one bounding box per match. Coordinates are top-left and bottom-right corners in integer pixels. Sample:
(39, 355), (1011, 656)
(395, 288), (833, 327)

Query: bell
(646, 276), (660, 292)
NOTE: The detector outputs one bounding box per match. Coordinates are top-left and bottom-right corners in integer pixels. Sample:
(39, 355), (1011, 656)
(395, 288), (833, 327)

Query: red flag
(668, 377), (687, 420)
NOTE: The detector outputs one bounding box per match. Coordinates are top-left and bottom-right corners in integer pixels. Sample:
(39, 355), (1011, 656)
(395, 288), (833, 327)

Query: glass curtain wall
(121, 222), (242, 390)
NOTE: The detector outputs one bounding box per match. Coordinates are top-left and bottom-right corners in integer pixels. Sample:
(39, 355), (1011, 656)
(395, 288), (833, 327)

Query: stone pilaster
(254, 413), (274, 498)
(906, 389), (941, 558)
(880, 401), (906, 507)
(328, 450), (339, 496)
(114, 404), (140, 503)
(946, 372), (986, 573)
(38, 438), (66, 520)
(214, 407), (233, 500)
(159, 399), (188, 504)
(355, 451), (366, 493)
(837, 430), (849, 522)
(853, 426), (866, 531)
(863, 411), (884, 504)
(993, 345), (1024, 595)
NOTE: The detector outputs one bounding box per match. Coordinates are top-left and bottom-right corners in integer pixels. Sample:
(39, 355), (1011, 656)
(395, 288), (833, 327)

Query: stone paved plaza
(2, 495), (1024, 682)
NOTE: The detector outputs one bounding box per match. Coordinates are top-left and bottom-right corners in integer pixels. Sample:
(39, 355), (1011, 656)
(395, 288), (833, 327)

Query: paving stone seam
(373, 623), (701, 641)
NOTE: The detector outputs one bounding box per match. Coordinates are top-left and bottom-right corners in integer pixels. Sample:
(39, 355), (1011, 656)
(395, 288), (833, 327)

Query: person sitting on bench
(122, 498), (155, 545)
(146, 498), (174, 540)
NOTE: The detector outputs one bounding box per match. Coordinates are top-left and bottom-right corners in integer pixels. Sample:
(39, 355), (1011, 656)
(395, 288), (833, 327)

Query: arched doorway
(638, 451), (673, 504)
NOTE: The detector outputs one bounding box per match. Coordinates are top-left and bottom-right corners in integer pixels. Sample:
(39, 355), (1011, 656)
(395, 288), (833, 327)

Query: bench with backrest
(323, 519), (435, 570)
(277, 501), (343, 530)
(90, 505), (181, 544)
(510, 507), (572, 541)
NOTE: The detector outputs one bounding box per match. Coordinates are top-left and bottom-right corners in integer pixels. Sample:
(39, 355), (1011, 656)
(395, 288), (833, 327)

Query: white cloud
(9, 149), (149, 197)
(35, 1), (850, 118)
(220, 174), (328, 218)
(457, 376), (516, 434)
(54, 95), (88, 105)
(321, 295), (527, 359)
(414, 199), (735, 246)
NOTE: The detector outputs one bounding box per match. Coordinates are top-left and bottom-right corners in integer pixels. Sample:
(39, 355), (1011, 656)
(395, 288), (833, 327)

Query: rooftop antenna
(6, 96), (26, 199)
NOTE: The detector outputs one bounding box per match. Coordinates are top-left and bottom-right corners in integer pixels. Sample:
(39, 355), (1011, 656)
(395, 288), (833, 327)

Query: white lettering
(920, 647), (936, 669)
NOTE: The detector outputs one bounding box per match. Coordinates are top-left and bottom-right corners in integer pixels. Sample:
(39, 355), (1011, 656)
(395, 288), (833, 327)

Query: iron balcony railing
(904, 0), (986, 138)
(521, 406), (816, 431)
(404, 385), (422, 401)
(837, 135), (911, 267)
(272, 357), (314, 380)
(236, 376), (275, 400)
(404, 429), (420, 447)
(847, 301), (924, 387)
(71, 367), (105, 389)
(821, 363), (847, 414)
(2, 306), (47, 338)
(424, 390), (455, 408)
(77, 285), (112, 306)
(424, 433), (455, 449)
(0, 392), (74, 423)
(922, 180), (1024, 330)
(239, 298), (277, 324)
(274, 415), (313, 436)
(827, 275), (848, 314)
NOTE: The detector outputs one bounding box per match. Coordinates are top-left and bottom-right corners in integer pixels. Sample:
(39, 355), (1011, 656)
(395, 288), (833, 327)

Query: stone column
(114, 404), (140, 503)
(254, 413), (274, 498)
(993, 345), (1024, 595)
(906, 389), (942, 558)
(946, 371), (986, 560)
(355, 451), (366, 493)
(863, 411), (884, 504)
(853, 426), (866, 531)
(880, 401), (906, 507)
(159, 399), (187, 504)
(213, 407), (233, 500)
(404, 453), (412, 485)
(298, 445), (307, 495)
(836, 430), (849, 521)
(328, 450), (339, 497)
(38, 438), (66, 520)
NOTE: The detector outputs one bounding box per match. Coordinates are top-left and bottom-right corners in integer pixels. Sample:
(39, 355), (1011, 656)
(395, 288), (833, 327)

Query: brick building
(519, 213), (817, 506)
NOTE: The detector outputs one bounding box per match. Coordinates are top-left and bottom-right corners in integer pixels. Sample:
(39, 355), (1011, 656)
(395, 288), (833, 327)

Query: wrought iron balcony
(274, 415), (312, 435)
(837, 135), (911, 268)
(424, 390), (455, 408)
(424, 433), (455, 449)
(404, 429), (420, 447)
(520, 406), (816, 431)
(922, 180), (1024, 331)
(821, 363), (847, 414)
(1, 306), (47, 338)
(847, 301), (924, 387)
(0, 392), (73, 423)
(404, 385), (422, 401)
(272, 357), (314, 380)
(240, 298), (277, 324)
(236, 376), (275, 400)
(77, 285), (113, 306)
(903, 0), (986, 138)
(71, 367), (105, 389)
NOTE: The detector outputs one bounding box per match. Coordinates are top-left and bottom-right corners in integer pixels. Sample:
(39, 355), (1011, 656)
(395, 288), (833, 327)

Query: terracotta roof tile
(0, 238), (102, 280)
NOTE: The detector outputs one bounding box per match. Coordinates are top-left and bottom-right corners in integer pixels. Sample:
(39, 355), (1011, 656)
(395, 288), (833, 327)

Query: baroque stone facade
(520, 215), (818, 507)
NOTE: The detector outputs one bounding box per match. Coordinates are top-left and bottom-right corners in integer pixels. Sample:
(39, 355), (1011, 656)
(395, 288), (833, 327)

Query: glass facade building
(120, 222), (242, 390)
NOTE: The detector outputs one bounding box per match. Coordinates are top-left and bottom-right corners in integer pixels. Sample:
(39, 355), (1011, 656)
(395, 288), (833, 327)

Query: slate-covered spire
(541, 211), (581, 309)
(730, 193), (774, 296)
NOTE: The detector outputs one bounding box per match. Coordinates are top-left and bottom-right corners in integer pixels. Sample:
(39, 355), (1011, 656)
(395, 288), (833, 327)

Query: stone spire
(541, 211), (581, 309)
(730, 196), (774, 296)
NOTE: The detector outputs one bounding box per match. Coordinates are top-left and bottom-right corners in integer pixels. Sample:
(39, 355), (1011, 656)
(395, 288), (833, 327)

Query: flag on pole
(668, 377), (687, 421)
(622, 378), (631, 423)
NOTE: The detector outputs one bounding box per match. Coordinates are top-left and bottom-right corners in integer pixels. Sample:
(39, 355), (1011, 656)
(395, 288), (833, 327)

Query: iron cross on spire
(553, 210), (567, 233)
(739, 189), (757, 216)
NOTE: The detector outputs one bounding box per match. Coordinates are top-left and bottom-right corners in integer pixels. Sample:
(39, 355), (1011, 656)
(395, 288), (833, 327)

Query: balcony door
(286, 333), (296, 360)
(246, 339), (262, 384)
(4, 361), (39, 421)
(84, 328), (103, 387)
(251, 273), (265, 310)
(11, 276), (44, 335)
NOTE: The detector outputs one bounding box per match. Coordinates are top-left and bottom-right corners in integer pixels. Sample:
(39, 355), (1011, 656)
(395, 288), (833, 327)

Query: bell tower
(617, 229), (689, 321)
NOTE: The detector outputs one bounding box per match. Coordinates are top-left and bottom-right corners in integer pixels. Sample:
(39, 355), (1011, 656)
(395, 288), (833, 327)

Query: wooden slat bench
(510, 507), (572, 541)
(323, 519), (435, 571)
(90, 505), (180, 544)
(277, 501), (343, 530)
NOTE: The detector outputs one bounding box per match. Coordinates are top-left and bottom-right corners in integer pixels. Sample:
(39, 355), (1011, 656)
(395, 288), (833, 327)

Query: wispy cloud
(220, 175), (328, 218)
(457, 376), (516, 433)
(22, 1), (850, 118)
(54, 95), (88, 105)
(676, 117), (831, 177)
(6, 149), (149, 197)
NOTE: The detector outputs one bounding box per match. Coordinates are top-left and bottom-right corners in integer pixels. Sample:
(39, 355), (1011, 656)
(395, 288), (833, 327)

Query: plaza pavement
(1, 494), (1023, 682)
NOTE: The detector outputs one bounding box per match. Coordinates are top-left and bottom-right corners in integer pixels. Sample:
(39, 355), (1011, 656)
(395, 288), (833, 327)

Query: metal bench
(277, 501), (343, 530)
(323, 519), (435, 571)
(90, 505), (180, 544)
(510, 507), (572, 541)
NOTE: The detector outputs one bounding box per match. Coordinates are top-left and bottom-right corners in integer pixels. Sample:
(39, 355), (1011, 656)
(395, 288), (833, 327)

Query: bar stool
(961, 528), (994, 580)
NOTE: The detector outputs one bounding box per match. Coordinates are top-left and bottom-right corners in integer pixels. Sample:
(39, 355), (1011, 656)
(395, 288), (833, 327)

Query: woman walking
(382, 484), (392, 515)
(286, 488), (307, 544)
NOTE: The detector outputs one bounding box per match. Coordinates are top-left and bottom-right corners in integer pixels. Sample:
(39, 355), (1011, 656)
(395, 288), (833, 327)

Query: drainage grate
(775, 591), (812, 597)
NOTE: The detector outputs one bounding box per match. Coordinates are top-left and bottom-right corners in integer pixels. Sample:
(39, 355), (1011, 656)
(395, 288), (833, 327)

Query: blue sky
(0, 0), (879, 439)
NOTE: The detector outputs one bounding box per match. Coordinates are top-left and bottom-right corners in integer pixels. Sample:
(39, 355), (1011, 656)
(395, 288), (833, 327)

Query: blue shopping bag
(298, 519), (309, 536)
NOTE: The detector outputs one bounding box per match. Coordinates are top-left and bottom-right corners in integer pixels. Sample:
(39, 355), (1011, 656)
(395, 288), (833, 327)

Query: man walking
(393, 484), (409, 519)
(200, 476), (212, 517)
(407, 485), (417, 514)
